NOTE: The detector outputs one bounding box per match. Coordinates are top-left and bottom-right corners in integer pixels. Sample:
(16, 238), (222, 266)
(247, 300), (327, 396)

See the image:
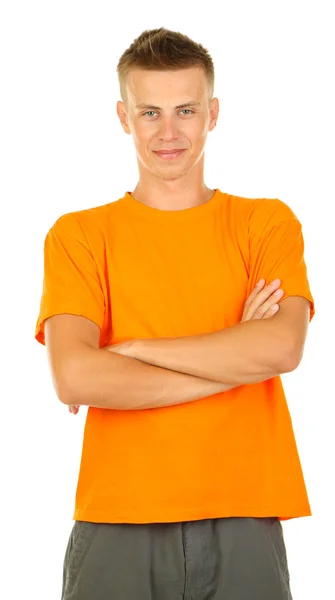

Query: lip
(154, 149), (186, 160)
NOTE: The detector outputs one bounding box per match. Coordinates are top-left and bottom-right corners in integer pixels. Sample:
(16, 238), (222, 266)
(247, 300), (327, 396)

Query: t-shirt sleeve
(248, 199), (315, 322)
(35, 215), (105, 346)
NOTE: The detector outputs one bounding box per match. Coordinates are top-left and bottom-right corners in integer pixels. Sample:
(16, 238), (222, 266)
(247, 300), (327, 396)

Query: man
(35, 27), (315, 600)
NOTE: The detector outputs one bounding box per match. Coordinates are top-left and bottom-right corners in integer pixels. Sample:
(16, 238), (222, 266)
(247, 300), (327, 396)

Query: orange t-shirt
(35, 189), (315, 523)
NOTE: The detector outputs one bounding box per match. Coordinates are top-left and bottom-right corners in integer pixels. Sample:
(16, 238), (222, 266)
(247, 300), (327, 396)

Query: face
(117, 67), (218, 182)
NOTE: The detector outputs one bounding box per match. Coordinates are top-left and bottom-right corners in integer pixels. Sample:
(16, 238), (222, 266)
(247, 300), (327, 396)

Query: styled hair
(117, 27), (215, 106)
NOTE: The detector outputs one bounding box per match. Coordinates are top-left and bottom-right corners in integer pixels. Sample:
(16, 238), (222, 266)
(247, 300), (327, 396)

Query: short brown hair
(117, 27), (215, 106)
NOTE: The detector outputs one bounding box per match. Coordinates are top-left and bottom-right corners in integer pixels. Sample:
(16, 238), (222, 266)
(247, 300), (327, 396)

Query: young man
(35, 27), (315, 600)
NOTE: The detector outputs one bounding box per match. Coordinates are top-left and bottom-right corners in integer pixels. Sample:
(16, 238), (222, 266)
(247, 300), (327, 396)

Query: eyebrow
(135, 101), (201, 110)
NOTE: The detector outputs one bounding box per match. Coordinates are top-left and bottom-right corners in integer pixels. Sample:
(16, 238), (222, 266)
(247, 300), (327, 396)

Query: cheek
(185, 120), (207, 139)
(133, 125), (154, 147)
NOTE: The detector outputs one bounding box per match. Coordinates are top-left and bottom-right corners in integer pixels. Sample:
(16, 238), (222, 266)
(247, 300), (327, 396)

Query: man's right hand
(241, 278), (284, 322)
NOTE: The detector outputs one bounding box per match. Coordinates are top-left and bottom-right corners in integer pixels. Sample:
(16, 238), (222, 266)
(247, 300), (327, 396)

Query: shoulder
(248, 197), (300, 230)
(219, 191), (298, 223)
(47, 199), (119, 242)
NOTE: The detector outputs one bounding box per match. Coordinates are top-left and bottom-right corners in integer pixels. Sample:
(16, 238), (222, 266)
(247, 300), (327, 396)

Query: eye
(142, 109), (195, 118)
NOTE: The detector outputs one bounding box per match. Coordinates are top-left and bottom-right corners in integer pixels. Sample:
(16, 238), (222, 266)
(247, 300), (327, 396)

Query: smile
(153, 150), (186, 160)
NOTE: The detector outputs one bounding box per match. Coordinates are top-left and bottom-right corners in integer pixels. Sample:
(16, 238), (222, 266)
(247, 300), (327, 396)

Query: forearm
(127, 318), (293, 386)
(62, 345), (238, 410)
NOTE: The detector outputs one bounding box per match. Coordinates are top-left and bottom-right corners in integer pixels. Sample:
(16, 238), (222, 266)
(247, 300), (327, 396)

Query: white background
(1, 1), (334, 599)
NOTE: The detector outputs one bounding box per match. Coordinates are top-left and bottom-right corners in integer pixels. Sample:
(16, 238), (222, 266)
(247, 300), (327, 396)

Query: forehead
(126, 67), (208, 105)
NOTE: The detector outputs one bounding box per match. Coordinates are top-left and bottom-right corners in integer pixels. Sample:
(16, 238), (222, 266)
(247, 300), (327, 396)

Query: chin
(144, 157), (193, 180)
(156, 169), (191, 182)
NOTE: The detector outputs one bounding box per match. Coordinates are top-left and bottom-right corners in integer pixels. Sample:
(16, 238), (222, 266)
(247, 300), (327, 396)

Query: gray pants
(61, 516), (293, 599)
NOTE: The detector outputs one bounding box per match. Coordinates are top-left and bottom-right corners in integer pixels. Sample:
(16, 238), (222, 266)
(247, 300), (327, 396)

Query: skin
(116, 66), (219, 210)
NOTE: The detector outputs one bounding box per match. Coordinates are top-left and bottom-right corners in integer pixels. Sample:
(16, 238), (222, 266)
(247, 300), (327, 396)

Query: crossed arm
(66, 296), (310, 411)
(108, 296), (311, 386)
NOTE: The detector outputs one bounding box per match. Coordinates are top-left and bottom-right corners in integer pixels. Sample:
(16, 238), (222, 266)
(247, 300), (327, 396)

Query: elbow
(59, 377), (82, 406)
(278, 345), (302, 374)
(56, 370), (80, 406)
(50, 374), (71, 405)
(57, 381), (73, 405)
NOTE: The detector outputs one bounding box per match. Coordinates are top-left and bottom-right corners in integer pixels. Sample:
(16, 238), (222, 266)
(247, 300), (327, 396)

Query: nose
(158, 117), (180, 142)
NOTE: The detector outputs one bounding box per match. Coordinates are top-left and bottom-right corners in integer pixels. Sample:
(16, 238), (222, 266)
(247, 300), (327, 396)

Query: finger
(262, 304), (280, 319)
(243, 281), (282, 320)
(243, 279), (279, 316)
(241, 282), (266, 319)
(249, 290), (284, 319)
(241, 289), (282, 321)
(247, 279), (281, 308)
(243, 279), (266, 309)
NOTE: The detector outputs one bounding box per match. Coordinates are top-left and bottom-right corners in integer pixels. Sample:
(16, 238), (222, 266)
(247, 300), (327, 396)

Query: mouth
(153, 149), (186, 160)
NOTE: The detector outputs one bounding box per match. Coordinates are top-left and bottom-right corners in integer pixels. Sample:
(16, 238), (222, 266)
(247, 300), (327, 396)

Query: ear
(208, 97), (219, 132)
(116, 101), (131, 135)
